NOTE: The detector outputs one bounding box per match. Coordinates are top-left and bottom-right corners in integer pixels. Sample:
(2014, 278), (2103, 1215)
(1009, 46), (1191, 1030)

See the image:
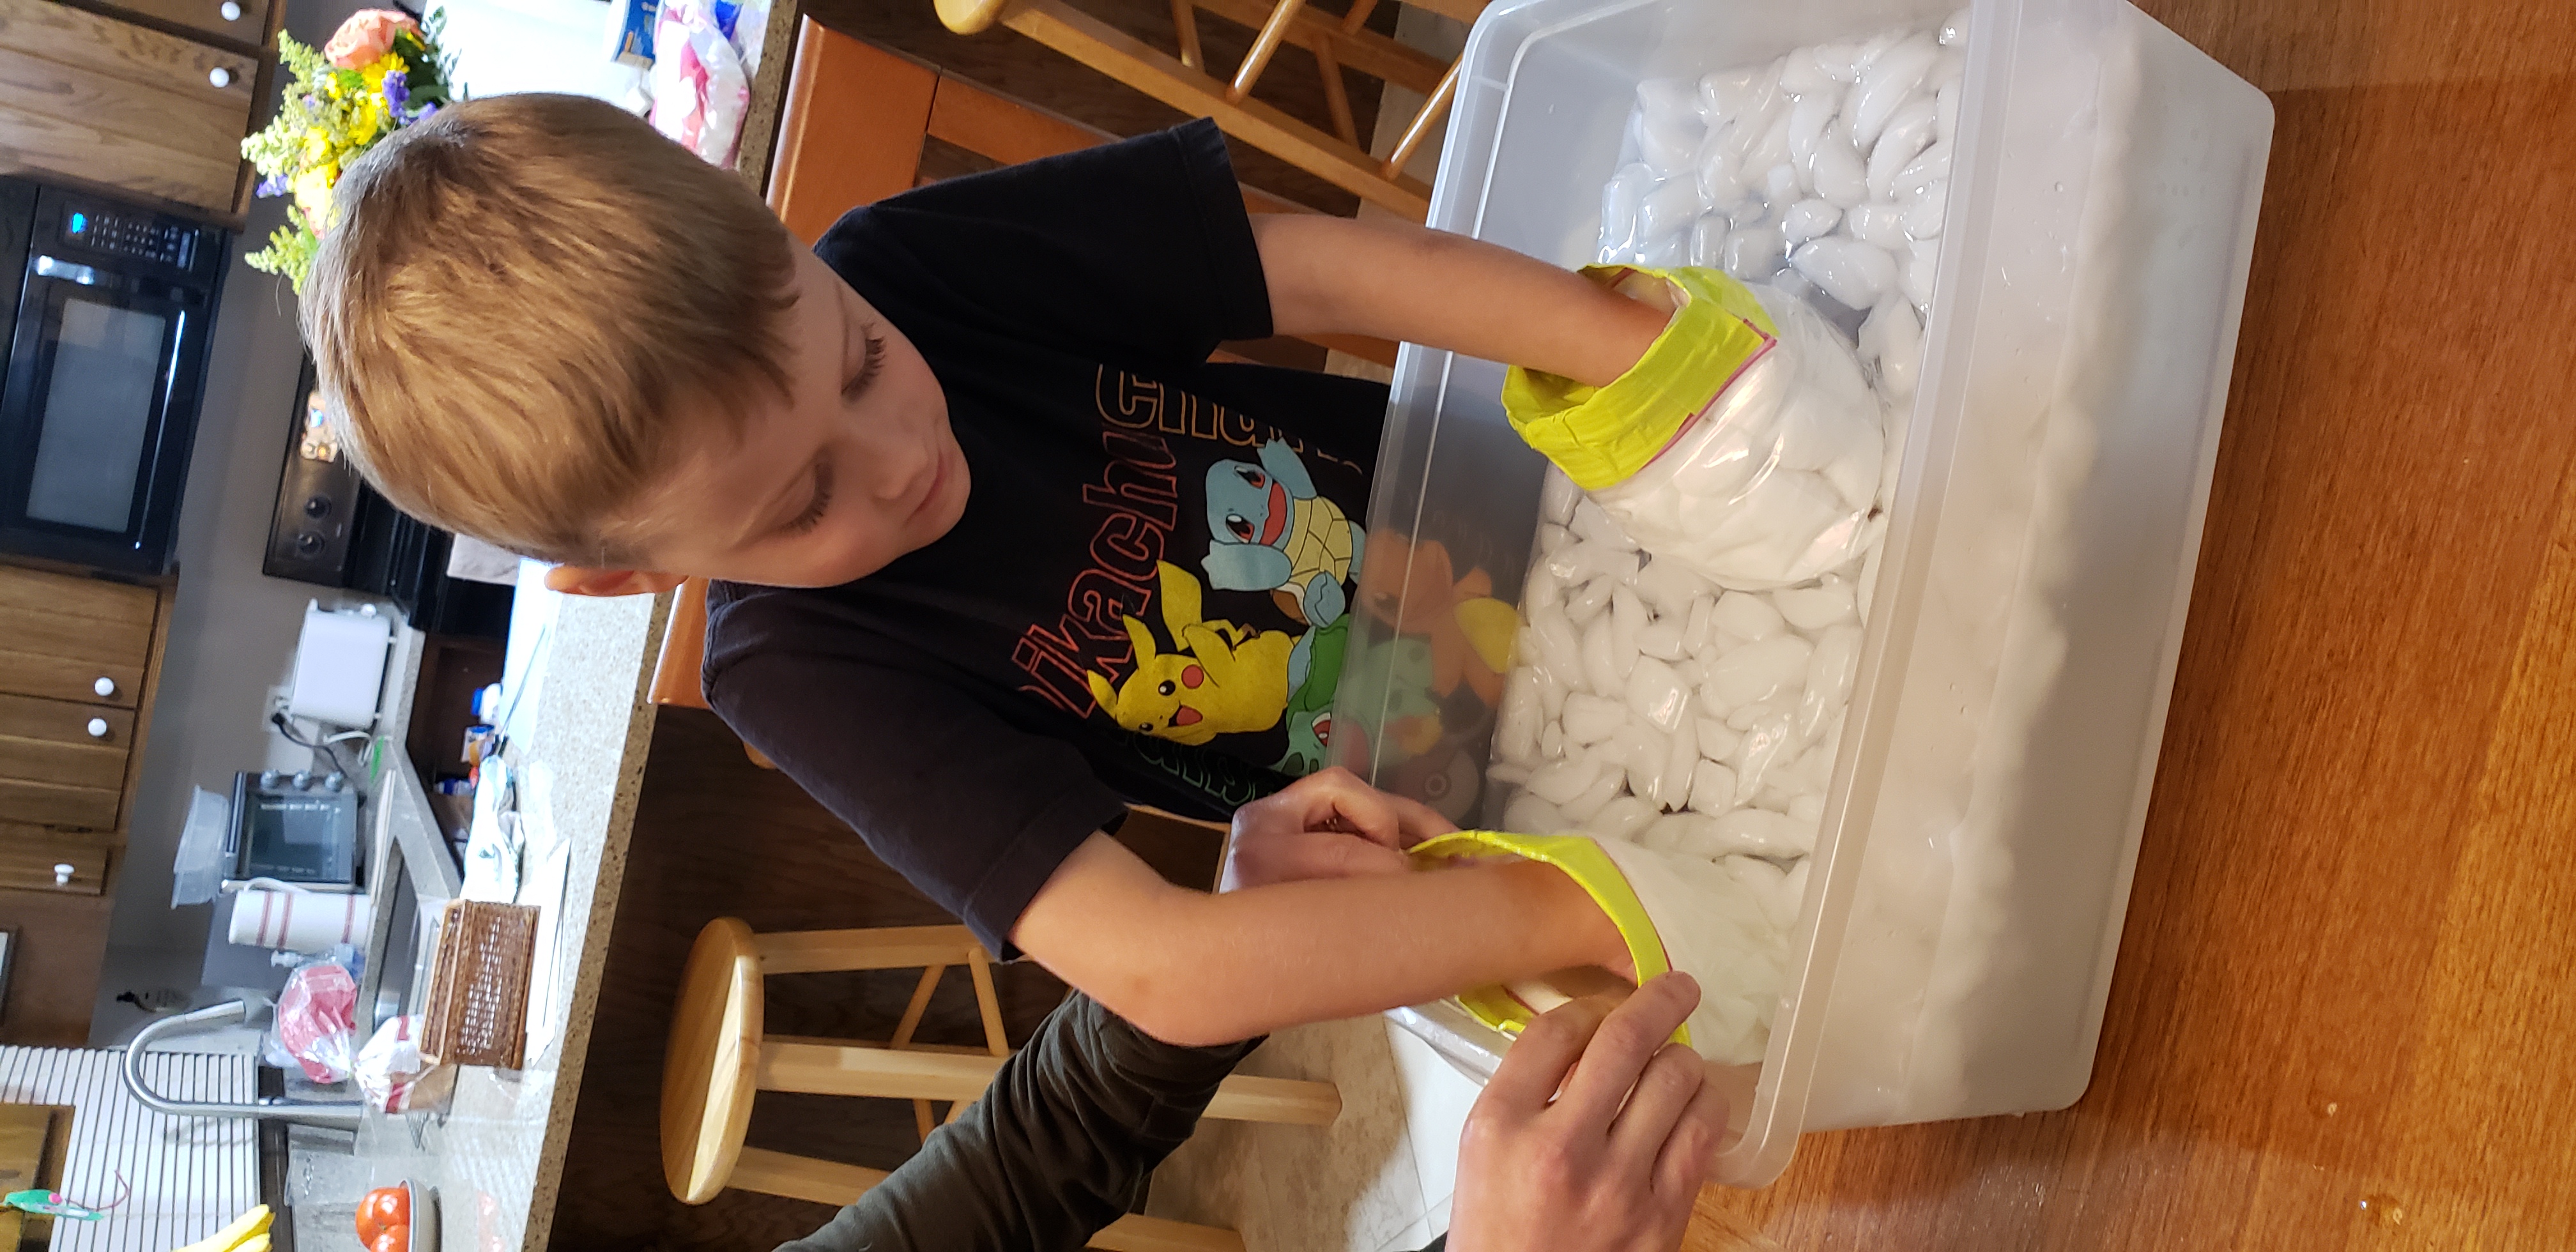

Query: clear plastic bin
(1332, 0), (2271, 1186)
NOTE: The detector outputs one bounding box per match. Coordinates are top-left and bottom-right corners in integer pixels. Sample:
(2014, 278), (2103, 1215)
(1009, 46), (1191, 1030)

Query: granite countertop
(339, 583), (668, 1252)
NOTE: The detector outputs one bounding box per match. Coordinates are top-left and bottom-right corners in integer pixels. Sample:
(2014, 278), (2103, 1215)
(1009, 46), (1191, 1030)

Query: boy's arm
(1250, 213), (1669, 389)
(775, 991), (1257, 1252)
(1013, 830), (1627, 1048)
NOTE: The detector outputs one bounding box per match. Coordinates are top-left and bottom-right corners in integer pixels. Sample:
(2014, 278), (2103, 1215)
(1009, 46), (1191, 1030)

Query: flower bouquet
(241, 8), (460, 291)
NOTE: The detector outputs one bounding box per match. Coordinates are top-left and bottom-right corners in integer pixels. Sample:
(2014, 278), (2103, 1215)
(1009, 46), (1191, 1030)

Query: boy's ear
(542, 565), (689, 598)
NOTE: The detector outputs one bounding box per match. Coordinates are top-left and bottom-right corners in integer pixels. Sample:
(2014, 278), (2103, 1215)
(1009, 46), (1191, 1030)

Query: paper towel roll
(229, 889), (372, 954)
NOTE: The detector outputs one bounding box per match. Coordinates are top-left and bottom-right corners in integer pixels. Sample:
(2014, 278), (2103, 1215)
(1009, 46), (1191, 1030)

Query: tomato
(356, 1188), (409, 1244)
(372, 1228), (410, 1252)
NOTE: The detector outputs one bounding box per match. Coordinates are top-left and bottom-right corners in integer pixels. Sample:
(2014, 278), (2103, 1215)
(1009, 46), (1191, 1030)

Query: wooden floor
(1687, 2), (2576, 1248)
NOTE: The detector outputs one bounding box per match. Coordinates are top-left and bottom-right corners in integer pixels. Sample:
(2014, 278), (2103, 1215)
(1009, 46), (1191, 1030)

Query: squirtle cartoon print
(1085, 561), (1295, 746)
(1201, 440), (1364, 628)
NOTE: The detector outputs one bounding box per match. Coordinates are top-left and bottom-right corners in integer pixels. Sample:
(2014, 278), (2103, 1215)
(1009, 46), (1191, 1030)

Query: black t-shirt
(705, 121), (1386, 954)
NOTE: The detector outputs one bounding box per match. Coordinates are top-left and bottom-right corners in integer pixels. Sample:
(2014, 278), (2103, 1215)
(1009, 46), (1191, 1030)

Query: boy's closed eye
(782, 455), (834, 536)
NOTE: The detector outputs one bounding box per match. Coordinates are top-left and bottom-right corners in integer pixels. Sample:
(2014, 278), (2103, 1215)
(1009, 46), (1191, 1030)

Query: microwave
(0, 176), (227, 575)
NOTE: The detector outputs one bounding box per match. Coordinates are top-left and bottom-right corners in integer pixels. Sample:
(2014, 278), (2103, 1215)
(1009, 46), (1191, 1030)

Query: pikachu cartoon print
(1086, 561), (1296, 746)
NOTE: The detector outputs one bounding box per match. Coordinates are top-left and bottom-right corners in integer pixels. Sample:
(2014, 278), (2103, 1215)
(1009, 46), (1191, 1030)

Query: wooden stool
(931, 0), (1492, 218)
(663, 919), (1339, 1251)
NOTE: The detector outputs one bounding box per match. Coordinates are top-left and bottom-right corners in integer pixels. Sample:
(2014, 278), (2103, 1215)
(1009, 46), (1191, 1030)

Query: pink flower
(323, 10), (420, 69)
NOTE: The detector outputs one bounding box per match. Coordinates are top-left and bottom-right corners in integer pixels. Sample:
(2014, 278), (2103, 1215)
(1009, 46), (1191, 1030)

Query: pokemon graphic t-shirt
(703, 121), (1383, 954)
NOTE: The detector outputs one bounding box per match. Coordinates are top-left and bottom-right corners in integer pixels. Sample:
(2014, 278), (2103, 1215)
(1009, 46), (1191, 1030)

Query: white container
(288, 601), (392, 729)
(1335, 0), (2271, 1186)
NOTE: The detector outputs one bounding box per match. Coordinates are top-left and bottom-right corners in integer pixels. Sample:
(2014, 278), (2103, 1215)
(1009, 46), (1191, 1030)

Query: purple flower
(257, 174), (288, 197)
(382, 69), (409, 114)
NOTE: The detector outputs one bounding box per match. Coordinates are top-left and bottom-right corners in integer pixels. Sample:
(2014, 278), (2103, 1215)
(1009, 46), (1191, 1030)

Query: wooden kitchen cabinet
(0, 563), (158, 1047)
(0, 0), (277, 221)
(80, 0), (272, 51)
(0, 563), (167, 844)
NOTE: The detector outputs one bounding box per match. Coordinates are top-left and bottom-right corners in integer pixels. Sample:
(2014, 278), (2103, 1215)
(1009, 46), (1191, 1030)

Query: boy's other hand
(1446, 973), (1725, 1252)
(1220, 767), (1457, 892)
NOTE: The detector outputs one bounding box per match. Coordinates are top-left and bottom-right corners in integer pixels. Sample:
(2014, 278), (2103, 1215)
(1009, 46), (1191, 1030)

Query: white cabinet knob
(208, 66), (234, 88)
(94, 676), (117, 698)
(220, 1), (243, 19)
(86, 717), (109, 738)
(54, 864), (75, 886)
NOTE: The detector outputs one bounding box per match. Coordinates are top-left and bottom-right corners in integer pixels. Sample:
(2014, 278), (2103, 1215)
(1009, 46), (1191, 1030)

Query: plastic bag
(267, 957), (359, 1085)
(648, 2), (749, 166)
(1588, 281), (1887, 590)
(355, 1015), (456, 1113)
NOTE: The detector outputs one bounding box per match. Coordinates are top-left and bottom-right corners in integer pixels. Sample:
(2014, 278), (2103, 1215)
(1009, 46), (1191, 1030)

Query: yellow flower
(291, 166), (337, 234)
(302, 128), (331, 165)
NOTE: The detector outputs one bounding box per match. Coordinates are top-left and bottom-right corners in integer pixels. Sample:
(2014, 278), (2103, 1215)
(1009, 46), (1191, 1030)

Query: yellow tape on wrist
(1502, 265), (1778, 492)
(1409, 829), (1687, 1048)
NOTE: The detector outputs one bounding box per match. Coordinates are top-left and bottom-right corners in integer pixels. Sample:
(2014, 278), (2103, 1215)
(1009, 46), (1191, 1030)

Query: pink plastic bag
(273, 961), (359, 1084)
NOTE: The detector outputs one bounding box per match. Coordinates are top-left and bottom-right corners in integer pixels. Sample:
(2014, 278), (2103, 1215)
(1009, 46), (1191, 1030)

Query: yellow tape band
(1502, 266), (1778, 492)
(1409, 829), (1688, 1049)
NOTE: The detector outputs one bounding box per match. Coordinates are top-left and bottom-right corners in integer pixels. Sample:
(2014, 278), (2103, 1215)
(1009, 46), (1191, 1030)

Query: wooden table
(1688, 1), (2576, 1247)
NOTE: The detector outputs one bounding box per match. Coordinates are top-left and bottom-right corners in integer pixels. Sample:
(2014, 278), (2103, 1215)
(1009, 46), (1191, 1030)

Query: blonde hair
(301, 93), (797, 565)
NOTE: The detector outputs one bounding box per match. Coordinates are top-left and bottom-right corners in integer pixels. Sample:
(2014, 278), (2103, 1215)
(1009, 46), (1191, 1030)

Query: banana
(172, 1205), (272, 1252)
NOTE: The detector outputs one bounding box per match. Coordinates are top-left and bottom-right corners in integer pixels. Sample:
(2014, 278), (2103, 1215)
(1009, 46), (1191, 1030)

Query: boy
(307, 93), (1675, 1046)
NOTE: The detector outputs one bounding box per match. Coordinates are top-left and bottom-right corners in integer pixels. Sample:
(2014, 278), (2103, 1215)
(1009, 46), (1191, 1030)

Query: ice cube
(1582, 794), (1659, 841)
(1562, 691), (1627, 745)
(1782, 198), (1843, 244)
(1772, 581), (1857, 631)
(1625, 655), (1690, 731)
(1703, 634), (1816, 710)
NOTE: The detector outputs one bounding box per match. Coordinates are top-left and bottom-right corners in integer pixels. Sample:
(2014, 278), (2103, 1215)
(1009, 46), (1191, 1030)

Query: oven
(0, 176), (227, 576)
(263, 357), (513, 639)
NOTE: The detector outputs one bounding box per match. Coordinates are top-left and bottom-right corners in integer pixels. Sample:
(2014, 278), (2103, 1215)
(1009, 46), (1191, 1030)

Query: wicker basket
(422, 900), (538, 1069)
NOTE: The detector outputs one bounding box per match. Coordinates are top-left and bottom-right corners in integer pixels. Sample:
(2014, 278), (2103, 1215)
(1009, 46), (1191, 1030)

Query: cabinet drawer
(0, 777), (119, 831)
(0, 0), (257, 215)
(0, 641), (146, 709)
(0, 825), (109, 896)
(0, 564), (157, 625)
(0, 570), (155, 706)
(0, 692), (132, 791)
(89, 0), (271, 48)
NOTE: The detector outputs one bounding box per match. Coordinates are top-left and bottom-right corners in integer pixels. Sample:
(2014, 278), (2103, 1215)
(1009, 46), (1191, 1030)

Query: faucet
(121, 999), (369, 1132)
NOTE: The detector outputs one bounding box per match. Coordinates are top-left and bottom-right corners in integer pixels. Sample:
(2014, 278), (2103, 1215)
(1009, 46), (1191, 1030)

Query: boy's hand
(1220, 767), (1457, 892)
(1447, 973), (1725, 1252)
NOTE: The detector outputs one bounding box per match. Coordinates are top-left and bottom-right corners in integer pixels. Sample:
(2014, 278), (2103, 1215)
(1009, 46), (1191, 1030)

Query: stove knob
(304, 494), (332, 518)
(291, 770), (312, 790)
(294, 531), (325, 556)
(261, 770), (283, 788)
(324, 772), (347, 792)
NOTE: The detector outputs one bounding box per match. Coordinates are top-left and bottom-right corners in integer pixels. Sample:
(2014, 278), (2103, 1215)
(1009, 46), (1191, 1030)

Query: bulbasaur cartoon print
(1085, 561), (1294, 747)
(1200, 439), (1363, 628)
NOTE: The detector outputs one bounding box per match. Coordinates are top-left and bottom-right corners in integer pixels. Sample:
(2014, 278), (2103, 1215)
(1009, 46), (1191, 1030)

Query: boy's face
(547, 248), (968, 596)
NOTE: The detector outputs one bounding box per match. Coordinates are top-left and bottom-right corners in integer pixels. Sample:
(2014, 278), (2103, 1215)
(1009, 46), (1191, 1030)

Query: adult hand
(1446, 973), (1726, 1252)
(1220, 767), (1457, 891)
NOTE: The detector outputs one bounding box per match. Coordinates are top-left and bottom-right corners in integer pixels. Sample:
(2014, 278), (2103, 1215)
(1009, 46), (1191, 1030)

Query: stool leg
(729, 1146), (889, 1205)
(965, 944), (1009, 1057)
(893, 964), (947, 1142)
(1089, 1214), (1246, 1252)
